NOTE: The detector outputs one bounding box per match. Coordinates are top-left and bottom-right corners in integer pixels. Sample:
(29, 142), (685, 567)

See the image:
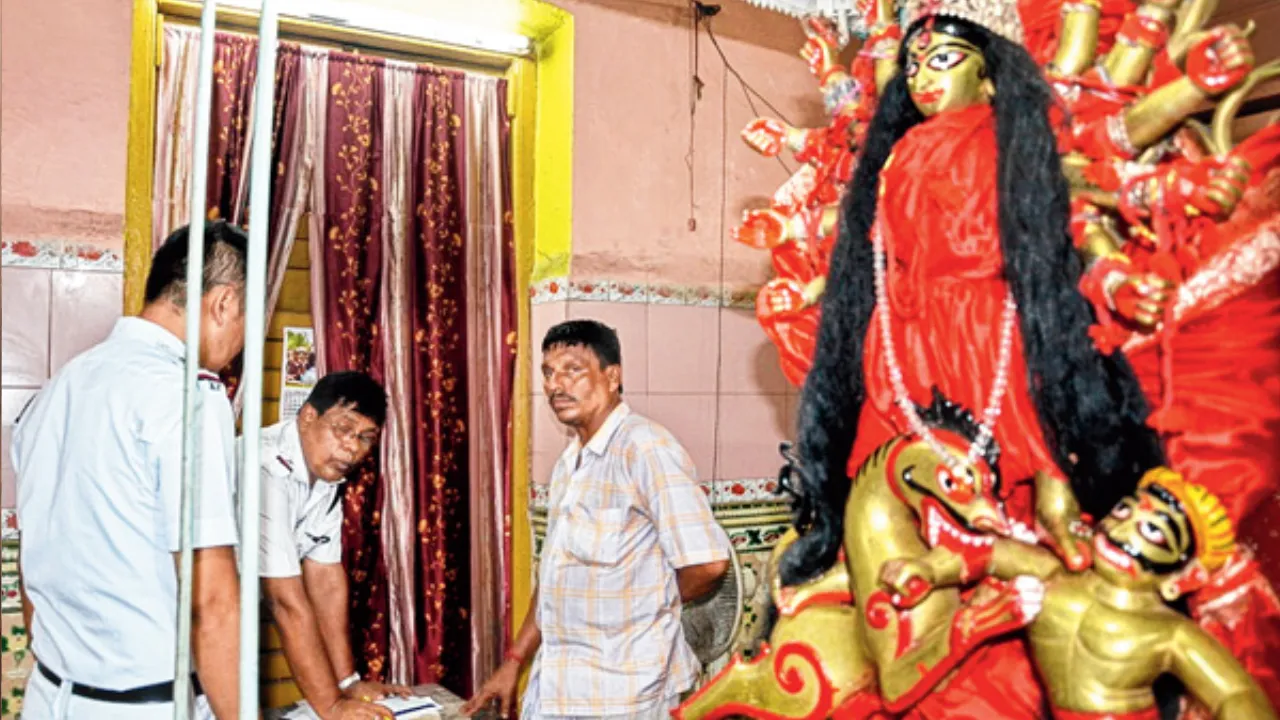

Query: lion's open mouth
(923, 497), (995, 550)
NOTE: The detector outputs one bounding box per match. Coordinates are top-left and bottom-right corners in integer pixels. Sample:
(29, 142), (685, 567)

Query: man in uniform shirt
(465, 320), (733, 719)
(255, 370), (411, 720)
(13, 222), (250, 719)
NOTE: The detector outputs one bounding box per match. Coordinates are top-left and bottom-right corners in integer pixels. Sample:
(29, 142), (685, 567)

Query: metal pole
(239, 1), (280, 717)
(174, 1), (219, 718)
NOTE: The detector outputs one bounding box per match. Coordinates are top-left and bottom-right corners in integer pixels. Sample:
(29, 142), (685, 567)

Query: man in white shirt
(13, 221), (250, 719)
(465, 320), (732, 719)
(256, 370), (410, 720)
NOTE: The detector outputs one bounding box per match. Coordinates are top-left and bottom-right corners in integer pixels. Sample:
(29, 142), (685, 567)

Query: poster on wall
(280, 327), (318, 422)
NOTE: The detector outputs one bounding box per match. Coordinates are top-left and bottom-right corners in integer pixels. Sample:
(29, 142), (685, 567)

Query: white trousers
(21, 666), (214, 720)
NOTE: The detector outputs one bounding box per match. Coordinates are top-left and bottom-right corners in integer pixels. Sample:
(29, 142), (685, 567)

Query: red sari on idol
(844, 103), (1050, 720)
(848, 103), (1062, 515)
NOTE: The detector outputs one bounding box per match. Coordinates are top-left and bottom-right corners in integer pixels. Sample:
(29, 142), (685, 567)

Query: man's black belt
(38, 663), (205, 704)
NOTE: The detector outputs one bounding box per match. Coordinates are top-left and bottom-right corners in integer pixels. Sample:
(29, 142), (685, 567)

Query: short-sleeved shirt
(252, 420), (344, 578)
(524, 402), (731, 717)
(12, 317), (239, 689)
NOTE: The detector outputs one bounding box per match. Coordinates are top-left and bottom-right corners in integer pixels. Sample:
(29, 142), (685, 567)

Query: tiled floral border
(529, 476), (786, 507)
(1, 238), (124, 272)
(2, 507), (29, 720)
(531, 276), (759, 310)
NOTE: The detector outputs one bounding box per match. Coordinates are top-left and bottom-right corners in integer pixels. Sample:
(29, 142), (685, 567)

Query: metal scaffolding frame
(173, 1), (278, 717)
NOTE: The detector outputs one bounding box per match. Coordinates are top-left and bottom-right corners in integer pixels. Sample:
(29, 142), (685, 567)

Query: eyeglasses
(324, 414), (380, 452)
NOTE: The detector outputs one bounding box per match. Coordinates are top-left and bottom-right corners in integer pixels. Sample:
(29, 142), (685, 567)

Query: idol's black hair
(778, 17), (1164, 586)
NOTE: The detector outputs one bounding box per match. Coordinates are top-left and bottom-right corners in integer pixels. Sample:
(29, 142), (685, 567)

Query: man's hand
(320, 697), (394, 720)
(462, 660), (521, 718)
(343, 680), (412, 702)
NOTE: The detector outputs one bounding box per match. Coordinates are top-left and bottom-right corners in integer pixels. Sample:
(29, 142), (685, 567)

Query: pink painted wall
(528, 2), (825, 486)
(1, 0), (134, 249)
(1, 0), (132, 507)
(560, 0), (825, 288)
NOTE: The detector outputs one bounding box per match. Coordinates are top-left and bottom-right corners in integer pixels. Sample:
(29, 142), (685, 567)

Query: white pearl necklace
(872, 225), (1017, 471)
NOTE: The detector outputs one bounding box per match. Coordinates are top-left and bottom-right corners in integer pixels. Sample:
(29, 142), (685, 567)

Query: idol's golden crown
(903, 0), (1025, 45)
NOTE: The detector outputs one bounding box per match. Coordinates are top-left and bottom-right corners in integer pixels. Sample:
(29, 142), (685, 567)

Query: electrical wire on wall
(686, 0), (703, 231)
(711, 39), (731, 482)
(686, 0), (793, 233)
(664, 0), (801, 480)
(703, 16), (795, 177)
(683, 0), (795, 481)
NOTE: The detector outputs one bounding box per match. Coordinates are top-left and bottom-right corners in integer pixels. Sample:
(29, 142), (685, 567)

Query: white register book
(276, 695), (442, 720)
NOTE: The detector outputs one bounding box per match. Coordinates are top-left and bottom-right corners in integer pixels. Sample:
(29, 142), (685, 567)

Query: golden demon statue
(675, 425), (1278, 719)
(675, 392), (1054, 719)
(877, 467), (1278, 720)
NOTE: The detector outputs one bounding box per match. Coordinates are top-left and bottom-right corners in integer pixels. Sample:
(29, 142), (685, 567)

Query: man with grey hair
(14, 221), (251, 719)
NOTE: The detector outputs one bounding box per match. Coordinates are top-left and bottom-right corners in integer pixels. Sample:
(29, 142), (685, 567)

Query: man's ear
(206, 284), (241, 325)
(296, 403), (319, 430)
(606, 364), (622, 394)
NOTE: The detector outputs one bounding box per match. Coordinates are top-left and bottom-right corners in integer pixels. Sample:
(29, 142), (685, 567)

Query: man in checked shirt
(465, 319), (732, 719)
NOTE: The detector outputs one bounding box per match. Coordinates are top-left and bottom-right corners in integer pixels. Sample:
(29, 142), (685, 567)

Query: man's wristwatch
(338, 672), (361, 692)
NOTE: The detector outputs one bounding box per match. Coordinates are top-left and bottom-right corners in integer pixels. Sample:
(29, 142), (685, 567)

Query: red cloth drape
(407, 66), (472, 691)
(319, 51), (392, 680)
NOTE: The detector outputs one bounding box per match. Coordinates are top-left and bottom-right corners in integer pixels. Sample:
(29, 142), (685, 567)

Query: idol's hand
(1185, 24), (1255, 95)
(733, 209), (792, 249)
(741, 117), (794, 157)
(801, 16), (842, 81)
(1037, 517), (1094, 573)
(757, 279), (810, 321)
(1034, 472), (1093, 572)
(1170, 155), (1252, 219)
(1106, 271), (1174, 329)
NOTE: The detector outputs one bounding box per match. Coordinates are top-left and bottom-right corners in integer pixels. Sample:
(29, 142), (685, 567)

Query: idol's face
(1092, 485), (1194, 587)
(904, 24), (990, 116)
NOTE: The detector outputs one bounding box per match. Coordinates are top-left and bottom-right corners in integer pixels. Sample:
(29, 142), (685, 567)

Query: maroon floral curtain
(206, 33), (257, 223)
(318, 51), (392, 680)
(407, 66), (471, 690)
(210, 39), (304, 400)
(265, 45), (304, 233)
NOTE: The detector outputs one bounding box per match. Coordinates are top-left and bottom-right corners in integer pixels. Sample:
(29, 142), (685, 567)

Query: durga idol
(781, 0), (1167, 715)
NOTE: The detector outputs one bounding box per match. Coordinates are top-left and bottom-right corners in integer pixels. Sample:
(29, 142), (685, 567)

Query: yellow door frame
(121, 0), (571, 656)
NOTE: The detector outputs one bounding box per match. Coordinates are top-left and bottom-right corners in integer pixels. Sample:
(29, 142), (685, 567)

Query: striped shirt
(523, 402), (731, 717)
